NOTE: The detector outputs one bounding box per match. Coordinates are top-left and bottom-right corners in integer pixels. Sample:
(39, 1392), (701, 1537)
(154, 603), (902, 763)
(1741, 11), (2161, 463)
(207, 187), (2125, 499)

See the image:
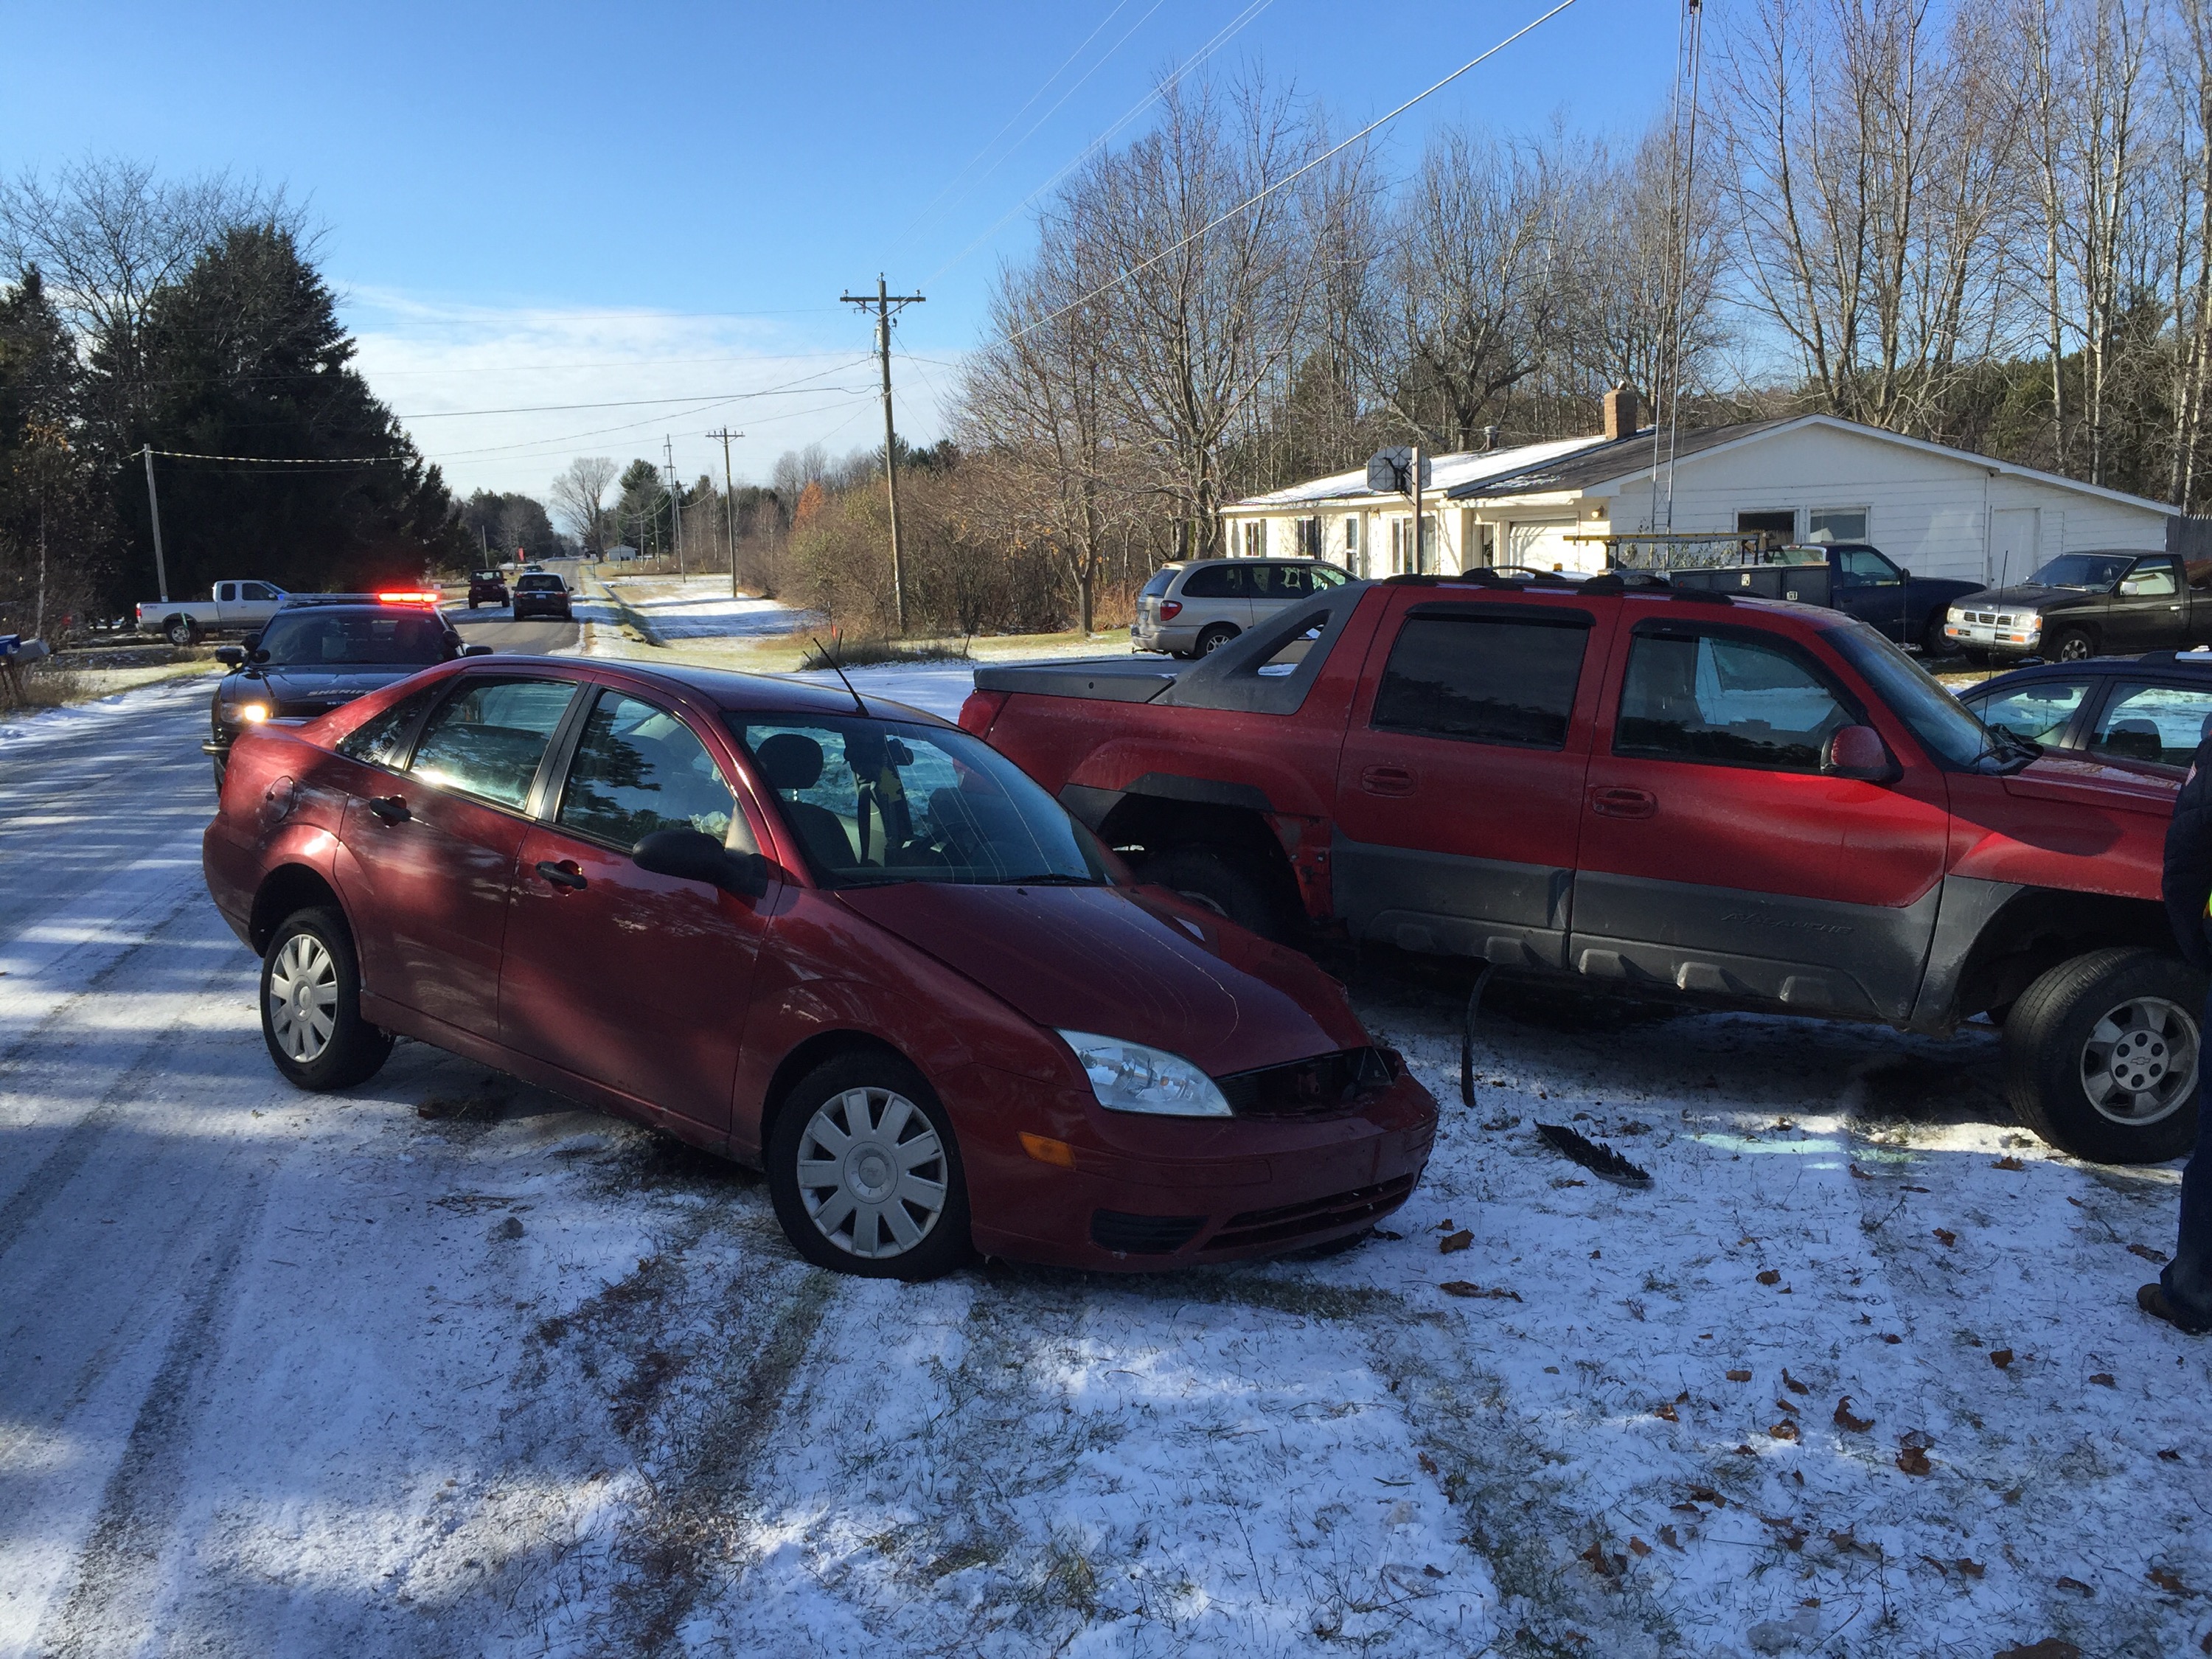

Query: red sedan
(202, 658), (1436, 1277)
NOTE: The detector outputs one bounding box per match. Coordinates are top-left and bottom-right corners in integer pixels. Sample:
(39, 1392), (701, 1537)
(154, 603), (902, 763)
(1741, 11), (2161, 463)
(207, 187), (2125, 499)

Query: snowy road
(3, 678), (2211, 1656)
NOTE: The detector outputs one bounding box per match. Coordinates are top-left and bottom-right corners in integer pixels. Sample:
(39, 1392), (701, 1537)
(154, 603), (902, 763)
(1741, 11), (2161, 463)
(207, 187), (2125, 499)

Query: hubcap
(267, 933), (339, 1064)
(2059, 635), (2091, 660)
(2082, 995), (2198, 1126)
(795, 1086), (947, 1259)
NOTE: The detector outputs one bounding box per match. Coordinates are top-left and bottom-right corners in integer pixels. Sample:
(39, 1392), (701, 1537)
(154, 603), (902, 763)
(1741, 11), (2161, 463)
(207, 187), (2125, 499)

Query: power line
(1005, 0), (1581, 344)
(425, 392), (873, 464)
(396, 374), (871, 420)
(147, 448), (408, 464)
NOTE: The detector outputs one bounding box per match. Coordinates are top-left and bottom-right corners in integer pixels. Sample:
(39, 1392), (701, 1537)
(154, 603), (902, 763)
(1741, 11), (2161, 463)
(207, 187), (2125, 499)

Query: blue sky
(1, 1), (1683, 498)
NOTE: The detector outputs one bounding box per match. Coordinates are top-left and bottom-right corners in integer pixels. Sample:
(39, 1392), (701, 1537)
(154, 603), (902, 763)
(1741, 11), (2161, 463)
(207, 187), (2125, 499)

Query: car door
(1832, 547), (1910, 641)
(339, 674), (582, 1037)
(1330, 588), (1616, 970)
(2107, 557), (2186, 651)
(500, 686), (779, 1130)
(2084, 678), (2212, 768)
(1573, 615), (1947, 1019)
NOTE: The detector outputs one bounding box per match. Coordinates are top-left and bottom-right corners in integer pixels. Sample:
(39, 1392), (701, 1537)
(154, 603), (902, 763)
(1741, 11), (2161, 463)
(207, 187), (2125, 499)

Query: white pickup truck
(136, 581), (288, 646)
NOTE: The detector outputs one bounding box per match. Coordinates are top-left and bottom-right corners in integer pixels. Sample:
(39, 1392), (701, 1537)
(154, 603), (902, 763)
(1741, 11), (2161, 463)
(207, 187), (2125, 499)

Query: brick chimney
(1601, 384), (1641, 442)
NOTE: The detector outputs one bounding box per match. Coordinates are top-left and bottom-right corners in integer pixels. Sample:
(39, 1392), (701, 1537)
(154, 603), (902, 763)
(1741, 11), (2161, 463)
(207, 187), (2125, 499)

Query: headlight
(1947, 606), (1967, 622)
(1057, 1029), (1232, 1117)
(2023, 614), (2042, 636)
(220, 701), (269, 725)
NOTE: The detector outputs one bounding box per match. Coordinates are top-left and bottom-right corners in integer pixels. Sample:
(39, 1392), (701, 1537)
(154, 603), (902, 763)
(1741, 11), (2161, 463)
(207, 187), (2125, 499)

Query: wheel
(766, 1051), (972, 1280)
(2003, 947), (2204, 1163)
(467, 598), (479, 610)
(1196, 624), (1239, 655)
(2053, 627), (2096, 661)
(259, 906), (393, 1091)
(1919, 612), (1950, 656)
(1142, 844), (1291, 941)
(164, 616), (201, 647)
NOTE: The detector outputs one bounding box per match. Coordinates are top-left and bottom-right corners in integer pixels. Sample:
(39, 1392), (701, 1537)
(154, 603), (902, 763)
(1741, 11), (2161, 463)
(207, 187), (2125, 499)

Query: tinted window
(1615, 631), (1850, 771)
(1371, 614), (1590, 750)
(557, 692), (740, 848)
(409, 679), (576, 810)
(257, 611), (451, 667)
(729, 716), (1106, 888)
(336, 686), (440, 770)
(1249, 564), (1312, 600)
(240, 581), (279, 602)
(2090, 681), (2212, 766)
(1140, 568), (1178, 599)
(1179, 564), (1245, 599)
(1969, 678), (2089, 745)
(515, 574), (565, 592)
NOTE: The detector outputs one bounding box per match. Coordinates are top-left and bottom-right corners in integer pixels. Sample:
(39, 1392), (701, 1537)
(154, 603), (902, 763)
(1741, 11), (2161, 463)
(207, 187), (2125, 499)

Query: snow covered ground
(4, 678), (2211, 1656)
(599, 577), (816, 642)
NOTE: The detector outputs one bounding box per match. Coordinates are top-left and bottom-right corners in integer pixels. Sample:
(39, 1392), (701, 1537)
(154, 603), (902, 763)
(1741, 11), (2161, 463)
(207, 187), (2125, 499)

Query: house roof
(1225, 434), (1611, 511)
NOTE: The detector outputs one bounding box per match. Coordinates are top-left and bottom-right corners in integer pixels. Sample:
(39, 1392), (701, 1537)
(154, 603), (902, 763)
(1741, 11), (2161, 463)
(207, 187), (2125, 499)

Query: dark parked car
(204, 597), (489, 786)
(1943, 550), (2212, 661)
(1664, 543), (1983, 655)
(1958, 649), (2212, 770)
(467, 570), (509, 608)
(203, 658), (1435, 1277)
(512, 572), (572, 619)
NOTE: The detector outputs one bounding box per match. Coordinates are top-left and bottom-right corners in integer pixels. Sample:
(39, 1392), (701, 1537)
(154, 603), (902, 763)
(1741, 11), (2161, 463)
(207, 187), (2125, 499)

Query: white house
(1220, 392), (2181, 585)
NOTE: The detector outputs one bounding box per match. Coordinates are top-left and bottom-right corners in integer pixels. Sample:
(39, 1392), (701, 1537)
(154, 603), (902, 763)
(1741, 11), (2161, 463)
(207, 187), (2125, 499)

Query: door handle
(1588, 785), (1657, 819)
(535, 860), (587, 891)
(368, 796), (410, 825)
(1360, 765), (1417, 797)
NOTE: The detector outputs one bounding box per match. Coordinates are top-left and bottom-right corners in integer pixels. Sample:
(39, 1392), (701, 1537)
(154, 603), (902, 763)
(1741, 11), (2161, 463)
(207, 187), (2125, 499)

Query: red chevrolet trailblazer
(964, 571), (2199, 1166)
(203, 658), (1436, 1278)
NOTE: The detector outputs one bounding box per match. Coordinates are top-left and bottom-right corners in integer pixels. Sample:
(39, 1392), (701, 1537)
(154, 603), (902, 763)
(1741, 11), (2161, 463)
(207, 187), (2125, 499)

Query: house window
(1807, 507), (1869, 544)
(1736, 509), (1798, 549)
(1295, 518), (1321, 557)
(1240, 520), (1267, 558)
(1345, 516), (1360, 553)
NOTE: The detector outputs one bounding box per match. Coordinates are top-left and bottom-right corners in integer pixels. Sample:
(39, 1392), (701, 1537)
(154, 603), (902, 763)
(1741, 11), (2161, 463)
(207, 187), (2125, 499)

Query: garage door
(1506, 520), (1579, 571)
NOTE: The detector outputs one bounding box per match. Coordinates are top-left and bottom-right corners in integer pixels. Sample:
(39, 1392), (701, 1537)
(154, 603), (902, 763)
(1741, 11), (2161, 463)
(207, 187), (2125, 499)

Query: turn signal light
(1158, 600), (1183, 619)
(1019, 1133), (1076, 1169)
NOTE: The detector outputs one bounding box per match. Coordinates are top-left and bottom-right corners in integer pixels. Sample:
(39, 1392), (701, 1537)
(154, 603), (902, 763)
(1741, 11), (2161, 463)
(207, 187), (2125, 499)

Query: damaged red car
(203, 658), (1436, 1277)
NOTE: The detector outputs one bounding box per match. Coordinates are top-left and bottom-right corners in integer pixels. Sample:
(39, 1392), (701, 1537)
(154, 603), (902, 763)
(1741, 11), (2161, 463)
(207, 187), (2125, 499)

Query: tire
(259, 906), (393, 1091)
(2003, 947), (2204, 1163)
(1143, 843), (1290, 941)
(1196, 623), (1239, 655)
(467, 598), (479, 610)
(1918, 612), (1950, 656)
(164, 616), (201, 647)
(2053, 626), (2096, 662)
(766, 1051), (973, 1280)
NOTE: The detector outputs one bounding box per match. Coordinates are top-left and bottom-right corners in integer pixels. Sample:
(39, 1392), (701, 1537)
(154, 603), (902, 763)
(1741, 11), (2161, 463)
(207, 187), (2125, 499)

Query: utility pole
(141, 445), (170, 603)
(663, 437), (685, 577)
(706, 428), (744, 599)
(840, 275), (925, 633)
(1411, 443), (1425, 574)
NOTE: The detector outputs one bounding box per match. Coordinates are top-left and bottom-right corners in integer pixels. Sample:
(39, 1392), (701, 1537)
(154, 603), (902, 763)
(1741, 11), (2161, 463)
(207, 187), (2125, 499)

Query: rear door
(1175, 563), (1253, 636)
(1331, 589), (1617, 968)
(1832, 547), (1910, 641)
(501, 686), (779, 1130)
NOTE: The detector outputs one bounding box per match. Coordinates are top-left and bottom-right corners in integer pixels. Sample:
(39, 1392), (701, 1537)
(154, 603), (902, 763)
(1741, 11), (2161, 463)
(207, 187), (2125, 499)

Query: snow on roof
(1226, 434), (1612, 510)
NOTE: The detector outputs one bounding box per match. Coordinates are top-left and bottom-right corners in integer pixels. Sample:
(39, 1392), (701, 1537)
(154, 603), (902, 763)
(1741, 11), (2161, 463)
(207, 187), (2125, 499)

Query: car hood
(835, 881), (1366, 1077)
(1955, 582), (2093, 612)
(233, 664), (439, 713)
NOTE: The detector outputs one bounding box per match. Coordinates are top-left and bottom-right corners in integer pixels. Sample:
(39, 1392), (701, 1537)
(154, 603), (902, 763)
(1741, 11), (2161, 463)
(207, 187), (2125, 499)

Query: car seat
(2102, 718), (2164, 762)
(753, 733), (856, 869)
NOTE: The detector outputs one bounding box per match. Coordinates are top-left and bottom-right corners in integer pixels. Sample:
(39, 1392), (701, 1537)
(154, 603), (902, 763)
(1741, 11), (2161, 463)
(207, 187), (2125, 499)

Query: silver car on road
(1131, 558), (1355, 656)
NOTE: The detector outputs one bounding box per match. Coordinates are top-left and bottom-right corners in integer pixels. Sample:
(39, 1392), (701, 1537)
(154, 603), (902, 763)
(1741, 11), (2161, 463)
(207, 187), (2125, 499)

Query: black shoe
(2138, 1283), (2212, 1335)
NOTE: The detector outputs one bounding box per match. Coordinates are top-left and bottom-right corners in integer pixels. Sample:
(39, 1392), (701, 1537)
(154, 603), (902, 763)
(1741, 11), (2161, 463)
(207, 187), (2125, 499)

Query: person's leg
(2154, 984), (2212, 1329)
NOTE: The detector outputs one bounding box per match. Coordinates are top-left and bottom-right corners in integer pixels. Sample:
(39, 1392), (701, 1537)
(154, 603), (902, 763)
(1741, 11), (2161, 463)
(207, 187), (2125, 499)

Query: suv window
(409, 678), (577, 810)
(1140, 568), (1179, 599)
(515, 574), (565, 592)
(2090, 681), (2212, 766)
(337, 686), (440, 770)
(1615, 630), (1851, 771)
(1371, 612), (1590, 750)
(1972, 678), (2089, 745)
(1179, 564), (1245, 599)
(557, 691), (740, 848)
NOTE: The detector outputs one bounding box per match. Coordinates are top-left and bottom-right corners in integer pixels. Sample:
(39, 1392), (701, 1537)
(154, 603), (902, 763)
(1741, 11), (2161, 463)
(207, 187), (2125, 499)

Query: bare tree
(549, 456), (618, 554)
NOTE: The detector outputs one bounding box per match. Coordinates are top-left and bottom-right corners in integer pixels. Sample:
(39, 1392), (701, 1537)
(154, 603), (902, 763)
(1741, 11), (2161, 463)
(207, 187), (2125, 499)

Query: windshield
(727, 714), (1110, 888)
(1140, 567), (1179, 599)
(2027, 554), (2134, 591)
(255, 611), (452, 667)
(515, 575), (563, 591)
(1824, 619), (1993, 767)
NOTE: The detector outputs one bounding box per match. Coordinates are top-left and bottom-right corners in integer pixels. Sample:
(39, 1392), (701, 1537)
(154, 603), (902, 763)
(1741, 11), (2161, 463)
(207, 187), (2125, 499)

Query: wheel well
(249, 865), (345, 955)
(1953, 888), (2171, 1018)
(757, 1029), (914, 1150)
(1096, 795), (1298, 900)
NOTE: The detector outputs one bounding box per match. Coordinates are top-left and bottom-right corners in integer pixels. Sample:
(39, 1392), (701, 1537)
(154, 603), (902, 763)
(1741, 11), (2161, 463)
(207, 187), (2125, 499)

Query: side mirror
(248, 647), (271, 665)
(461, 644), (495, 657)
(1823, 724), (1896, 782)
(630, 827), (769, 897)
(215, 646), (246, 666)
(2119, 577), (2146, 597)
(242, 631), (262, 651)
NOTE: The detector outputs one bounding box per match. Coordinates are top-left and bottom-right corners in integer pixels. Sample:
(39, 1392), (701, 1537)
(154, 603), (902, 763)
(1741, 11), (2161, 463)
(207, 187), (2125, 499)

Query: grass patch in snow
(798, 634), (973, 670)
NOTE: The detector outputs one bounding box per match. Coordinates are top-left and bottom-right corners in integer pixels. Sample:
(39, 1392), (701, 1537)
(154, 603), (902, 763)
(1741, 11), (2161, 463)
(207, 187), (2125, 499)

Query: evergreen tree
(0, 267), (107, 636)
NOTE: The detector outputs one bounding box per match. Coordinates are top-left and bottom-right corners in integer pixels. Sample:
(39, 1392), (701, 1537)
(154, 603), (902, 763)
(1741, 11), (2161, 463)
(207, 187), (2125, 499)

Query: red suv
(203, 658), (1435, 1276)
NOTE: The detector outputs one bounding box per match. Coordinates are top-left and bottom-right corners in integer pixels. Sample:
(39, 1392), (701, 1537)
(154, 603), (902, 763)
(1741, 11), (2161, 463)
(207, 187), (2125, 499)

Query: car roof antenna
(811, 631), (867, 715)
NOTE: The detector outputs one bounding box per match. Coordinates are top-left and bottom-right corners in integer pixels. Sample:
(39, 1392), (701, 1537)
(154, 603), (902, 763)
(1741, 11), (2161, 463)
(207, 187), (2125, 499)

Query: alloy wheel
(795, 1086), (949, 1259)
(267, 933), (340, 1064)
(2081, 994), (2197, 1125)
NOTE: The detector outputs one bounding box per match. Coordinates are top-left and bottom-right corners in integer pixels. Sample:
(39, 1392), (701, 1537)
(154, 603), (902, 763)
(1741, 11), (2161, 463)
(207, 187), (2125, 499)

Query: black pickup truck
(1941, 549), (2212, 662)
(1662, 543), (1983, 655)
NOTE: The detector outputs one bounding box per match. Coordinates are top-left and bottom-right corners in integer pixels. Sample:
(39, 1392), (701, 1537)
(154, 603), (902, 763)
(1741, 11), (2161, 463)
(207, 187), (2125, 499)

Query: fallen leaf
(1920, 1554), (1950, 1576)
(2054, 1576), (2096, 1596)
(2129, 1242), (2171, 1264)
(2067, 1195), (2086, 1207)
(1672, 1501), (1701, 1514)
(1726, 1368), (1753, 1382)
(1658, 1525), (1682, 1551)
(1629, 1536), (1652, 1557)
(1991, 1348), (2014, 1369)
(1933, 1228), (1957, 1247)
(1957, 1558), (1985, 1577)
(1418, 1453), (1437, 1475)
(1687, 1485), (1725, 1506)
(1902, 1183), (1931, 1193)
(1675, 1389), (1691, 1404)
(1834, 1397), (1874, 1433)
(1655, 1402), (1679, 1422)
(1781, 1368), (1809, 1395)
(1437, 1281), (1522, 1301)
(1848, 1164), (1872, 1180)
(1769, 1419), (1801, 1441)
(1773, 1397), (1800, 1415)
(1896, 1444), (1932, 1476)
(1732, 1442), (1757, 1455)
(2090, 1372), (2116, 1388)
(1578, 1540), (1623, 1579)
(2160, 1448), (2183, 1461)
(2149, 1565), (2193, 1596)
(1880, 1332), (1903, 1344)
(1756, 1268), (1781, 1285)
(1993, 1155), (2025, 1171)
(1439, 1229), (1473, 1254)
